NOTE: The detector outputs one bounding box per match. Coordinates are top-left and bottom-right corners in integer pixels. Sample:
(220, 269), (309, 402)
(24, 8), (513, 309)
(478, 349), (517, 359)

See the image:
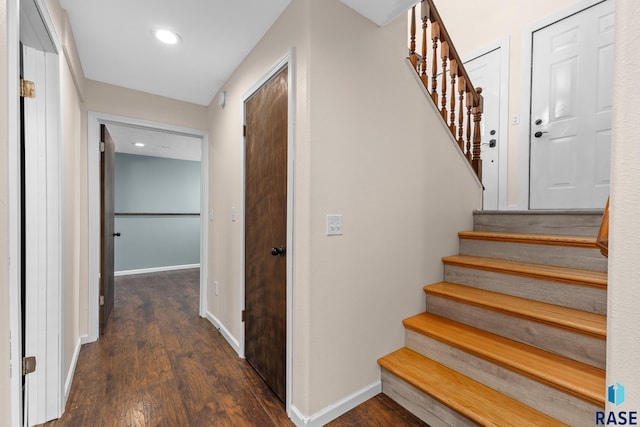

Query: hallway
(40, 269), (426, 426)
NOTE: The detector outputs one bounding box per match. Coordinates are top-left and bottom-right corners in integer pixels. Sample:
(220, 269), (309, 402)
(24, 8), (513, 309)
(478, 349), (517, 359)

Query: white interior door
(465, 48), (502, 210)
(22, 43), (62, 427)
(529, 0), (614, 209)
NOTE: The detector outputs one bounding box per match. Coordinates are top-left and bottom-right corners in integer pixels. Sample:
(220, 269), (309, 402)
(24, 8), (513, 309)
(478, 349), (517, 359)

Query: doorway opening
(87, 113), (209, 342)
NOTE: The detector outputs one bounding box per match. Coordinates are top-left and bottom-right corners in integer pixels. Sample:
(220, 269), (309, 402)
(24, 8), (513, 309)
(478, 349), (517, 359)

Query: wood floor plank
(38, 269), (422, 427)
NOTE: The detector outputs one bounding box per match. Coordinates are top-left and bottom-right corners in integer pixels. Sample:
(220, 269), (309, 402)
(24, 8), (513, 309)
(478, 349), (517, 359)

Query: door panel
(244, 66), (288, 402)
(100, 125), (116, 334)
(530, 0), (614, 209)
(465, 48), (502, 210)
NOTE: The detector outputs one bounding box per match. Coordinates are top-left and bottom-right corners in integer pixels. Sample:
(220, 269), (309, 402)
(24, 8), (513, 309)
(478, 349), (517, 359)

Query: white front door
(465, 47), (502, 210)
(529, 0), (614, 209)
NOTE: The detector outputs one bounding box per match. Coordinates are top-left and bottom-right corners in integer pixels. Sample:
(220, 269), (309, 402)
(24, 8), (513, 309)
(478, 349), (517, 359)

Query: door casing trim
(462, 36), (511, 210)
(240, 48), (296, 418)
(517, 0), (612, 209)
(86, 112), (209, 342)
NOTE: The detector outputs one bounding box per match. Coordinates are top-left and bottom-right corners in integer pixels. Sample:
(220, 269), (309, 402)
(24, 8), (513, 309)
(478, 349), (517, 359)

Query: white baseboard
(289, 381), (382, 427)
(62, 337), (83, 413)
(115, 263), (200, 277)
(205, 311), (241, 356)
(80, 334), (92, 345)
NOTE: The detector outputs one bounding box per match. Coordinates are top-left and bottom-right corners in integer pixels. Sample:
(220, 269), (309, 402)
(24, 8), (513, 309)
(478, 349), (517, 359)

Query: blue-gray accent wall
(114, 153), (201, 272)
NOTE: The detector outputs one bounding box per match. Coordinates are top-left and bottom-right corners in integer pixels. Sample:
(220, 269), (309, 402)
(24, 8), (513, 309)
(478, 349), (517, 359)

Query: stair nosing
(403, 312), (605, 407)
(424, 282), (606, 339)
(443, 254), (607, 289)
(379, 347), (569, 426)
(458, 231), (598, 248)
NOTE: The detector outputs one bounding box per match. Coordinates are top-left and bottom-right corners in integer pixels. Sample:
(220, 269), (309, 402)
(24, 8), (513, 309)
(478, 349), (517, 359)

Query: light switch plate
(326, 214), (343, 236)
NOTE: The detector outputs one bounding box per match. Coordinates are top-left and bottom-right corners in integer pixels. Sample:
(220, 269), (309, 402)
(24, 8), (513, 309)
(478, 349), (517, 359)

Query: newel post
(472, 87), (484, 182)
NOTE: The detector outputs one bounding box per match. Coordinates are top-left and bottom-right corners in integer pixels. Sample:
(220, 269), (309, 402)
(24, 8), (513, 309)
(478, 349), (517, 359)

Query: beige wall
(305, 0), (481, 415)
(1, 2), (12, 425)
(207, 0), (482, 419)
(84, 80), (208, 131)
(607, 0), (640, 412)
(42, 0), (87, 395)
(435, 0), (591, 207)
(206, 0), (313, 411)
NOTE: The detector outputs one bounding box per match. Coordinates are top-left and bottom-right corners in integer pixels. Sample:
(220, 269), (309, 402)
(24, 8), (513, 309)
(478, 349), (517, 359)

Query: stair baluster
(409, 6), (417, 70)
(440, 41), (449, 121)
(457, 76), (465, 151)
(449, 59), (457, 134)
(420, 2), (429, 87)
(409, 0), (484, 180)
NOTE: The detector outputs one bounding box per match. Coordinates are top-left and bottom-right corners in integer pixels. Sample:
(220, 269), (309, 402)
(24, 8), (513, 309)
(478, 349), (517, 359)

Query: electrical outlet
(326, 214), (343, 236)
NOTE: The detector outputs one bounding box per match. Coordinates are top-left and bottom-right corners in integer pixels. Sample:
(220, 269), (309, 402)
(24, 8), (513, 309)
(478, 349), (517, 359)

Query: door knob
(534, 131), (548, 138)
(270, 246), (286, 256)
(113, 232), (121, 237)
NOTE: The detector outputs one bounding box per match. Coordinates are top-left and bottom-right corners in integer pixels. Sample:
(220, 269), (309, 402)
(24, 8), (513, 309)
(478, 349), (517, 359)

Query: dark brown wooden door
(244, 66), (288, 402)
(100, 124), (116, 334)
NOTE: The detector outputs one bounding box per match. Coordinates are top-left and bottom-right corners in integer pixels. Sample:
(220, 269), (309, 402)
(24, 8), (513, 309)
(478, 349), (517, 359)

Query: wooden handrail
(409, 0), (483, 181)
(596, 197), (609, 258)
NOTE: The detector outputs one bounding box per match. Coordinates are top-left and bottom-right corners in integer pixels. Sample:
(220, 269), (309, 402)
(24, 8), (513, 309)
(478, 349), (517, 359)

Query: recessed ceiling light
(133, 142), (145, 147)
(154, 29), (181, 45)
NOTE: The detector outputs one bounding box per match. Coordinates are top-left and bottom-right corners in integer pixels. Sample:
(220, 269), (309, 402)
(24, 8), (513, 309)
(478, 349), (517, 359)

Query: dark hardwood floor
(40, 269), (427, 426)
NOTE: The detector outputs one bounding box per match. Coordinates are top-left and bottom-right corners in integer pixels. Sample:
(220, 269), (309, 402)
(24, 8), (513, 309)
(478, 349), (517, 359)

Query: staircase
(378, 210), (607, 426)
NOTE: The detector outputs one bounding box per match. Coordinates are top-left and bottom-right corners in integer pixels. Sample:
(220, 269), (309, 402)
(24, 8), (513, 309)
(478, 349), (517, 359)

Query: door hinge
(242, 310), (246, 322)
(22, 356), (36, 376)
(243, 125), (247, 137)
(20, 79), (35, 98)
(99, 141), (105, 153)
(100, 295), (105, 306)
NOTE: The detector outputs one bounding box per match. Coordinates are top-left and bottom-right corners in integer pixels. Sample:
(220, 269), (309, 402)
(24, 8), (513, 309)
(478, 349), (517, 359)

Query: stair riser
(381, 369), (478, 427)
(459, 239), (607, 272)
(473, 212), (603, 236)
(425, 295), (606, 369)
(444, 265), (607, 314)
(405, 329), (602, 426)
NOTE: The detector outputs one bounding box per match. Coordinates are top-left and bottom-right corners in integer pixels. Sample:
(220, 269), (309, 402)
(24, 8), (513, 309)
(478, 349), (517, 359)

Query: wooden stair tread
(379, 348), (568, 426)
(403, 313), (605, 406)
(425, 282), (606, 339)
(458, 231), (598, 248)
(443, 255), (607, 288)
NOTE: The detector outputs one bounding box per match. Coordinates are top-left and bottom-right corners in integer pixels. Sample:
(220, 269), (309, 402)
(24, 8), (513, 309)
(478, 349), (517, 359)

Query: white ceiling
(60, 0), (406, 160)
(339, 0), (417, 27)
(106, 124), (202, 161)
(59, 0), (291, 106)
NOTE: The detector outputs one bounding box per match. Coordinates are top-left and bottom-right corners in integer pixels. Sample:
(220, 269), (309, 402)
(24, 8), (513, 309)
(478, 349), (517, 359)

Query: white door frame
(9, 0), (64, 425)
(462, 36), (511, 210)
(517, 0), (612, 209)
(239, 49), (296, 417)
(86, 113), (209, 342)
